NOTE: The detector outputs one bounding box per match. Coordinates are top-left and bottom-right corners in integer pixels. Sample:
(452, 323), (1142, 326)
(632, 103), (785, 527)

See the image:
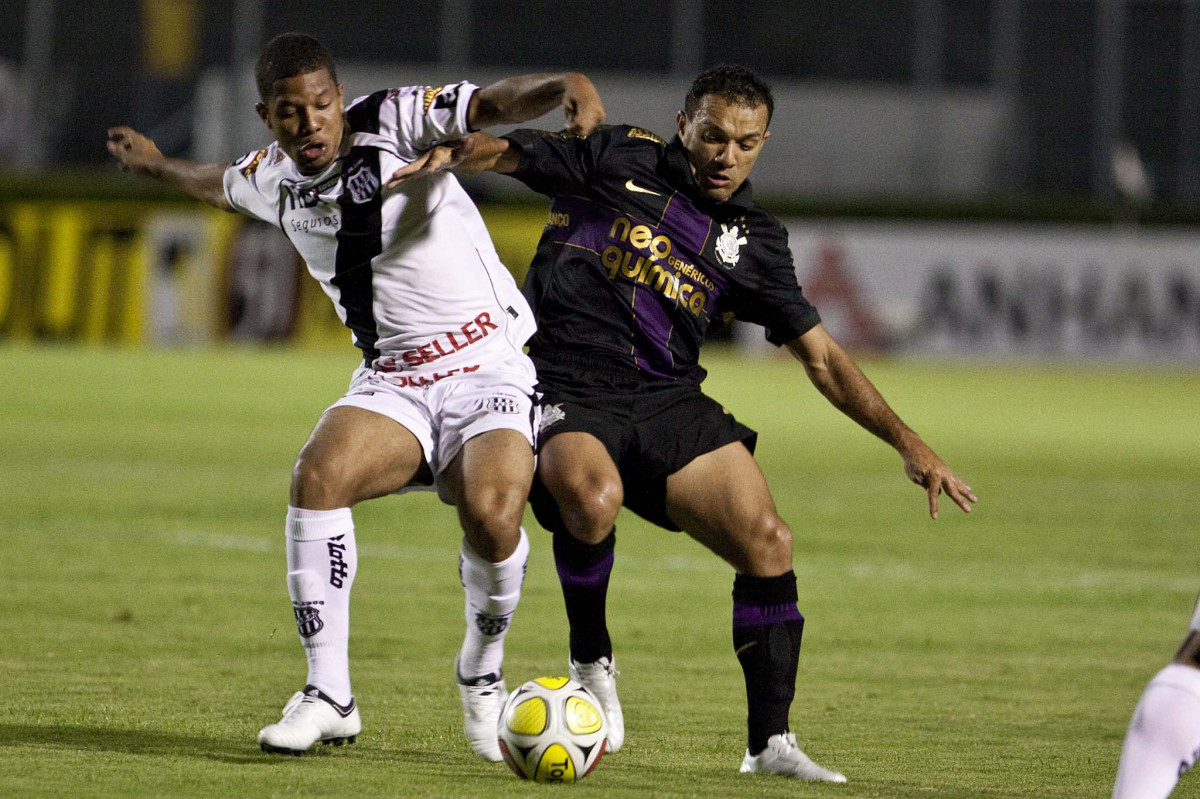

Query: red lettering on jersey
(390, 315), (501, 370)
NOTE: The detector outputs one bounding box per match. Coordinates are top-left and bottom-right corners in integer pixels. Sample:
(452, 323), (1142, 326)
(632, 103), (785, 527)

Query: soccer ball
(497, 676), (608, 783)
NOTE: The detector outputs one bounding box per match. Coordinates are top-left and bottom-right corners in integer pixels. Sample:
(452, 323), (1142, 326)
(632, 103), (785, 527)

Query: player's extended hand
(901, 441), (977, 519)
(385, 137), (472, 189)
(562, 74), (605, 136)
(106, 126), (164, 174)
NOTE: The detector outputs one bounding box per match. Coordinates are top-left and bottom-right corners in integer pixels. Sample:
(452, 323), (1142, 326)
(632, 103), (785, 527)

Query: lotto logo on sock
(474, 610), (511, 636)
(328, 537), (349, 588)
(293, 603), (325, 638)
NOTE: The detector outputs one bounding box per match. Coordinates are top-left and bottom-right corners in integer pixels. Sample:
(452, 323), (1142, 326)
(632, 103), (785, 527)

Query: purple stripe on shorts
(732, 601), (804, 630)
(555, 549), (615, 589)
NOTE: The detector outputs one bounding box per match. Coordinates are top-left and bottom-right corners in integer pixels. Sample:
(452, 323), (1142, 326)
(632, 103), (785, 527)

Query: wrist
(893, 428), (924, 455)
(139, 152), (169, 179)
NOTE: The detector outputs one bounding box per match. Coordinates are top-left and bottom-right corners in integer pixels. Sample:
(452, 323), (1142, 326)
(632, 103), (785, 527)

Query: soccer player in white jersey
(106, 32), (604, 759)
(1112, 592), (1200, 798)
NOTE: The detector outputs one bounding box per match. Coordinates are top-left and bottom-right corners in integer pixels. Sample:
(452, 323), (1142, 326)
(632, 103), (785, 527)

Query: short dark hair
(255, 33), (338, 102)
(684, 65), (774, 125)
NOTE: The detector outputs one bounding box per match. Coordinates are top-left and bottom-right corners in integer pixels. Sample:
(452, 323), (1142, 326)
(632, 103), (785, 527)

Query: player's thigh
(664, 441), (792, 575)
(442, 427), (534, 516)
(538, 432), (624, 532)
(292, 405), (428, 508)
(441, 428), (534, 560)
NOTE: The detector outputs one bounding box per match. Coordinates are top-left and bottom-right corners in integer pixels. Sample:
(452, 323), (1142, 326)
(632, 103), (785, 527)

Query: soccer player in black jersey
(393, 64), (977, 781)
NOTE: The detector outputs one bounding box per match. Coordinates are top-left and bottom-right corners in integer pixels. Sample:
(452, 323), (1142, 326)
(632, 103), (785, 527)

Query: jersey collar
(665, 135), (756, 211)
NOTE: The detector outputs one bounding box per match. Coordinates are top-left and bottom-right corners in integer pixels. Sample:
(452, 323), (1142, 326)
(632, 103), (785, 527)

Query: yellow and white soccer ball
(497, 676), (608, 783)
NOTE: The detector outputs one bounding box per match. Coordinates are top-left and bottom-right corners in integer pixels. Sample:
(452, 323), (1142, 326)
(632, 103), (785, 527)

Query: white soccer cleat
(739, 733), (847, 782)
(457, 666), (508, 762)
(569, 656), (625, 753)
(257, 685), (361, 755)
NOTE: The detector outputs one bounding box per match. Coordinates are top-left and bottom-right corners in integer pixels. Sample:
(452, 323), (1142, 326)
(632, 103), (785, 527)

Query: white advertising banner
(779, 221), (1200, 361)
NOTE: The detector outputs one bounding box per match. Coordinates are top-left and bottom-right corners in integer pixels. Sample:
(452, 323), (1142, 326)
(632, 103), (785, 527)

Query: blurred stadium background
(0, 0), (1198, 355)
(3, 2), (1200, 797)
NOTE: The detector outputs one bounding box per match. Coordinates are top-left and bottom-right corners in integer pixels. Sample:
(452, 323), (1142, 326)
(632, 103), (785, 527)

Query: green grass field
(2, 343), (1197, 798)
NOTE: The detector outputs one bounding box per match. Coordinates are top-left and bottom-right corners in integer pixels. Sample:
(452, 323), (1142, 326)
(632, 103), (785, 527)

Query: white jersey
(222, 82), (535, 372)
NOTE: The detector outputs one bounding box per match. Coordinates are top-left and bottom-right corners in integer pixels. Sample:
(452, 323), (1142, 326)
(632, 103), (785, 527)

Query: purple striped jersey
(503, 124), (820, 384)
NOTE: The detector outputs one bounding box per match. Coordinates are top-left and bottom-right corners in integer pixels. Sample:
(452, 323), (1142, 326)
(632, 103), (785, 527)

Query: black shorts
(530, 351), (757, 533)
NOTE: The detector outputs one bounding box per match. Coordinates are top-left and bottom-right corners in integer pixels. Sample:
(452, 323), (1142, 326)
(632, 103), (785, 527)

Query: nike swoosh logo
(625, 179), (662, 197)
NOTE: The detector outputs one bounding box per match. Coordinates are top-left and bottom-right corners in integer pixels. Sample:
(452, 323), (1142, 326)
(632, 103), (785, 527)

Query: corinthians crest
(715, 223), (747, 268)
(343, 159), (380, 204)
(538, 403), (565, 433)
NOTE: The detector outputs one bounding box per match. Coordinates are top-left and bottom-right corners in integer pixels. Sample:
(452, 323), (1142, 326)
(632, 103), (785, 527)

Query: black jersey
(502, 124), (821, 384)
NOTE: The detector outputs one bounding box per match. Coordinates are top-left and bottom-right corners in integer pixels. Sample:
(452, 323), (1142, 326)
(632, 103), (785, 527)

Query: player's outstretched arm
(385, 132), (517, 189)
(468, 73), (604, 135)
(106, 127), (233, 211)
(786, 324), (977, 518)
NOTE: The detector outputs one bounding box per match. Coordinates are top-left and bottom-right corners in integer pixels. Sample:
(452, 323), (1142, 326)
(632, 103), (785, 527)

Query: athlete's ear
(676, 110), (687, 138)
(256, 101), (270, 128)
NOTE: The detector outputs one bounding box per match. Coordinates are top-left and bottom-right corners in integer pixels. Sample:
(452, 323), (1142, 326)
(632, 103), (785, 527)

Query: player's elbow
(467, 93), (506, 130)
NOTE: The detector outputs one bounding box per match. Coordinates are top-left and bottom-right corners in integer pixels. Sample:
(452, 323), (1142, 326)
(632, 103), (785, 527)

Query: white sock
(457, 528), (529, 682)
(285, 505), (357, 707)
(1113, 663), (1200, 799)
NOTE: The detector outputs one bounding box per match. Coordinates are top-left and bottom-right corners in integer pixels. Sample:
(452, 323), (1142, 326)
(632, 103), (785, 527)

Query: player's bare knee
(290, 452), (351, 508)
(558, 476), (622, 539)
(459, 483), (526, 536)
(561, 470), (619, 520)
(745, 513), (794, 572)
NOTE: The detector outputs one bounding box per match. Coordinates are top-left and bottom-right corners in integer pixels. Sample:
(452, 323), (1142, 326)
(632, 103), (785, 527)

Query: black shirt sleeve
(501, 126), (621, 197)
(735, 217), (822, 345)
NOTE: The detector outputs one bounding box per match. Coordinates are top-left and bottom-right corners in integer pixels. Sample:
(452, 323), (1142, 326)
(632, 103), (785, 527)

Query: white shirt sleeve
(387, 82), (479, 160)
(222, 147), (281, 226)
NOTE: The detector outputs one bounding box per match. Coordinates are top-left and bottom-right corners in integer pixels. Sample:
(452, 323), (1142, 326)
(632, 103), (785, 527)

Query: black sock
(553, 529), (616, 664)
(732, 571), (804, 756)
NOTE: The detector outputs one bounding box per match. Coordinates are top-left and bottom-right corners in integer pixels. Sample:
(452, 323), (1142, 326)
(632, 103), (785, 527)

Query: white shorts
(330, 351), (537, 492)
